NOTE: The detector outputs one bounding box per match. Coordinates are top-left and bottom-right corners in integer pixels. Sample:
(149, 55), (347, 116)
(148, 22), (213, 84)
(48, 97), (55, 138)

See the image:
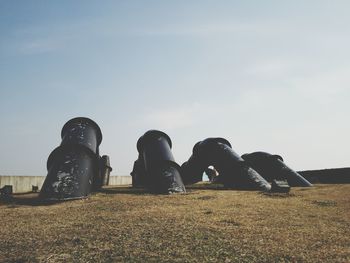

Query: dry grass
(0, 184), (349, 263)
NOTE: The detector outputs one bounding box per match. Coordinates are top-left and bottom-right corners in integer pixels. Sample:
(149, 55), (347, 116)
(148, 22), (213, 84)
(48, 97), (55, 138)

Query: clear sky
(0, 1), (349, 175)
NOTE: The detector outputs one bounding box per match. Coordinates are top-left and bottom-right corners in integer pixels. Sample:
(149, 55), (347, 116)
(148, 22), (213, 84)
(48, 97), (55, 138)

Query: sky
(0, 1), (349, 175)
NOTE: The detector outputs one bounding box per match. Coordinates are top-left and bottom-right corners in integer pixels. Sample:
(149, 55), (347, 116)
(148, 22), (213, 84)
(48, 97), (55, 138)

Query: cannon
(40, 117), (104, 201)
(40, 144), (98, 200)
(241, 152), (312, 187)
(134, 130), (186, 194)
(181, 138), (271, 191)
(130, 154), (147, 188)
(61, 117), (102, 155)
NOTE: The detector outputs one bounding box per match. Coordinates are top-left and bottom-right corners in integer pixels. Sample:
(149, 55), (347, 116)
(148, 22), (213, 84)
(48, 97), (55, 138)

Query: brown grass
(0, 184), (349, 263)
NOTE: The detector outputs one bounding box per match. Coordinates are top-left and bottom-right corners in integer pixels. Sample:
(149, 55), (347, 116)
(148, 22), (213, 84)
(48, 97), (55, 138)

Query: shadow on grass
(99, 184), (238, 194)
(0, 183), (273, 207)
(186, 183), (225, 190)
(98, 186), (150, 195)
(0, 193), (87, 207)
(186, 182), (267, 192)
(260, 192), (295, 198)
(98, 186), (190, 196)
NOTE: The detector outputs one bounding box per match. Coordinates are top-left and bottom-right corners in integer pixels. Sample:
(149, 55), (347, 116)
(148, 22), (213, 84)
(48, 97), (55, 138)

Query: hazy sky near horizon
(0, 1), (349, 175)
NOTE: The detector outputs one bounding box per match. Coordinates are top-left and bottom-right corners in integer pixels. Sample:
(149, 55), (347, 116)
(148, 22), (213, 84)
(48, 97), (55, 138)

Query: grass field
(0, 184), (349, 263)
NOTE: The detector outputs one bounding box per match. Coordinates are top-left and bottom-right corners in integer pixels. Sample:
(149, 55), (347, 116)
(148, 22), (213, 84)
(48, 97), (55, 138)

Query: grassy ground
(0, 184), (349, 263)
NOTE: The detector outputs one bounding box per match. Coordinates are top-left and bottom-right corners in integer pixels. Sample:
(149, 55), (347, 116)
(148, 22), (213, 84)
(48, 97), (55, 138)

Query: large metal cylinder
(40, 117), (104, 200)
(241, 152), (312, 187)
(181, 138), (271, 191)
(181, 138), (232, 185)
(61, 117), (102, 155)
(100, 155), (112, 186)
(91, 155), (112, 190)
(130, 154), (147, 188)
(136, 130), (186, 194)
(40, 144), (98, 200)
(137, 130), (174, 171)
(181, 155), (207, 185)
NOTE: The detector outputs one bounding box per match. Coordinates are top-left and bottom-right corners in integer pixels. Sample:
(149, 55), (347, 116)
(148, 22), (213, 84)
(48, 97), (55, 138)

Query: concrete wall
(0, 176), (45, 193)
(109, 176), (132, 186)
(0, 175), (132, 193)
(299, 168), (350, 184)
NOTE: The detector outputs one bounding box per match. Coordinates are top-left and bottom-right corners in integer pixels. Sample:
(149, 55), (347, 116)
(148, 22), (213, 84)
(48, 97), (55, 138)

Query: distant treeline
(298, 168), (350, 184)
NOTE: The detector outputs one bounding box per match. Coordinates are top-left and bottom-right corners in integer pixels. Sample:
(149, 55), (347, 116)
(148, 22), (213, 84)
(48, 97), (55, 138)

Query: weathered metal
(100, 155), (112, 186)
(61, 117), (102, 155)
(0, 185), (13, 195)
(181, 138), (271, 191)
(130, 154), (147, 188)
(270, 179), (291, 193)
(40, 144), (98, 200)
(241, 152), (312, 187)
(135, 130), (186, 194)
(40, 117), (104, 200)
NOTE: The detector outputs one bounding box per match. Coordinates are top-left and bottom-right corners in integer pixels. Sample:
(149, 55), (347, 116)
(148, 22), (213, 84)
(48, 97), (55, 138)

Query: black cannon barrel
(92, 155), (113, 190)
(153, 160), (186, 194)
(131, 154), (147, 188)
(181, 138), (271, 191)
(61, 117), (102, 155)
(41, 117), (104, 200)
(241, 152), (312, 187)
(40, 144), (99, 200)
(100, 155), (112, 186)
(181, 155), (207, 185)
(136, 130), (186, 194)
(137, 130), (175, 170)
(210, 141), (271, 191)
(181, 138), (232, 185)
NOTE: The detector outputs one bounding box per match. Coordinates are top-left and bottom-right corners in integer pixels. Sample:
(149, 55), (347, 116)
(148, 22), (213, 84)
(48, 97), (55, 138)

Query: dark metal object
(0, 185), (13, 201)
(100, 155), (112, 186)
(40, 144), (98, 200)
(241, 152), (312, 187)
(130, 154), (147, 188)
(271, 179), (291, 193)
(40, 117), (103, 201)
(135, 130), (186, 194)
(181, 138), (271, 191)
(0, 185), (13, 195)
(181, 155), (207, 185)
(61, 117), (102, 155)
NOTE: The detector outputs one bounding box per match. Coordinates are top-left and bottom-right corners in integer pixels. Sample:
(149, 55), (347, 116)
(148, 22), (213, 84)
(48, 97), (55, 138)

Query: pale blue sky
(0, 1), (349, 175)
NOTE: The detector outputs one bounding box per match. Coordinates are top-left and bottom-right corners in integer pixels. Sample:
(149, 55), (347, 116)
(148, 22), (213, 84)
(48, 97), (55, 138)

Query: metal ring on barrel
(136, 130), (186, 194)
(61, 117), (102, 155)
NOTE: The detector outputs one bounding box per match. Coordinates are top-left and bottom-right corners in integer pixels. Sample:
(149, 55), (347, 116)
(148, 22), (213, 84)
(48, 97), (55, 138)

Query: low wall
(0, 176), (45, 193)
(0, 175), (132, 193)
(109, 176), (132, 186)
(298, 168), (350, 184)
